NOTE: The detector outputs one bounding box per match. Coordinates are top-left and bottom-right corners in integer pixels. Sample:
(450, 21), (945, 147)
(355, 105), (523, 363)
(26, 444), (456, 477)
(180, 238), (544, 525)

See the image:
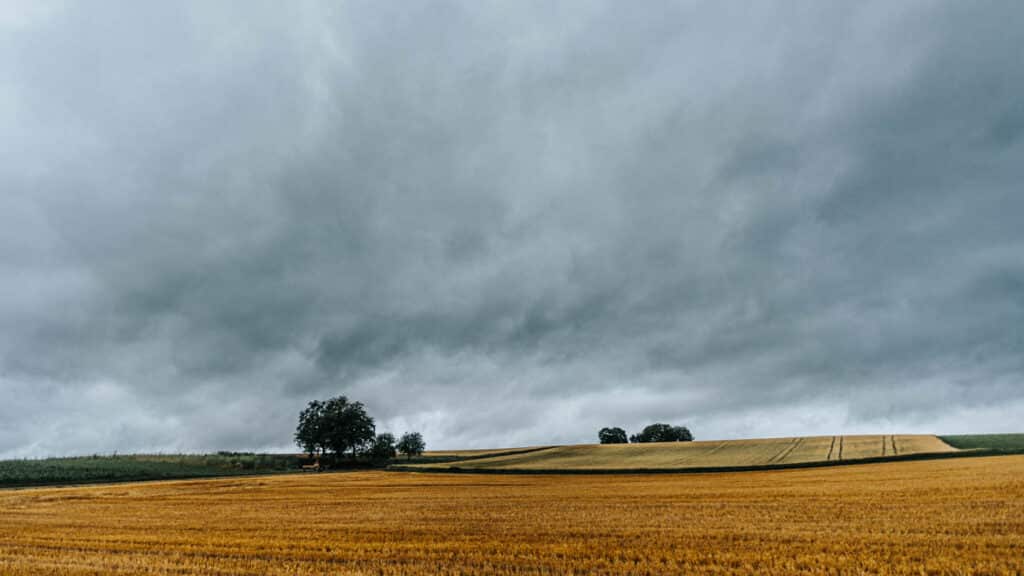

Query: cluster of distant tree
(599, 423), (693, 444)
(295, 396), (425, 464)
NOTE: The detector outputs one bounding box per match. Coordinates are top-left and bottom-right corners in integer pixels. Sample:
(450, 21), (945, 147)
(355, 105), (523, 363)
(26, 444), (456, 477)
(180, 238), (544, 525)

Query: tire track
(770, 437), (804, 464)
(838, 436), (844, 461)
(677, 441), (726, 465)
(826, 436), (837, 461)
(705, 441), (728, 456)
(891, 435), (899, 456)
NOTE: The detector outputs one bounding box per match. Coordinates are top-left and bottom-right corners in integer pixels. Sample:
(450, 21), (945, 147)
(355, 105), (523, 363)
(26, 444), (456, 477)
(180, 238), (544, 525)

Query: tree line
(295, 396), (425, 465)
(295, 396), (694, 465)
(598, 423), (693, 444)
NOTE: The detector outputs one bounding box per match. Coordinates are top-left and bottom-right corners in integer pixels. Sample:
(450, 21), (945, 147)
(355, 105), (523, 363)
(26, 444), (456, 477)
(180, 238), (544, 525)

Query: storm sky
(2, 1), (1022, 457)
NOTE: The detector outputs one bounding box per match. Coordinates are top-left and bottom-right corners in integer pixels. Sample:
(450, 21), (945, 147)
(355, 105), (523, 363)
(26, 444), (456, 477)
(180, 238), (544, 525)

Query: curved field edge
(391, 435), (967, 474)
(396, 446), (555, 465)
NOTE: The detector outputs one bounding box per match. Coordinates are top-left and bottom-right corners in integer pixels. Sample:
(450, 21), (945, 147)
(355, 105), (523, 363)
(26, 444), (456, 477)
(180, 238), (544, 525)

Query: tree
(295, 396), (376, 459)
(631, 423), (694, 443)
(397, 432), (426, 460)
(598, 427), (628, 444)
(322, 396), (376, 457)
(295, 400), (328, 457)
(672, 425), (693, 442)
(369, 433), (397, 461)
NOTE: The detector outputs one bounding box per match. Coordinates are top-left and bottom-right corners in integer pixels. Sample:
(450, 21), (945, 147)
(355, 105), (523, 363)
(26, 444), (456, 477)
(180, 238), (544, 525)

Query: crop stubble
(0, 455), (1021, 575)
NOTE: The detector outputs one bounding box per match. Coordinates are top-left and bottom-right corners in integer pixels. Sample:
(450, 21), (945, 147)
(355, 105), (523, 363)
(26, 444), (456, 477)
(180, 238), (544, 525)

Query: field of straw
(409, 434), (956, 471)
(1, 455), (1021, 575)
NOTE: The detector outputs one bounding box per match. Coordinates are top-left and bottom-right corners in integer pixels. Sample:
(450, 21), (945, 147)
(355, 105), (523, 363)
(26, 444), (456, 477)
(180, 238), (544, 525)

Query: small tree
(598, 427), (628, 444)
(397, 432), (426, 460)
(369, 433), (397, 461)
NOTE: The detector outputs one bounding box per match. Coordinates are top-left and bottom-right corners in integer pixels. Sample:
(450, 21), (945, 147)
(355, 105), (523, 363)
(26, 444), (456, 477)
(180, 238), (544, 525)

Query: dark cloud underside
(1, 1), (1022, 457)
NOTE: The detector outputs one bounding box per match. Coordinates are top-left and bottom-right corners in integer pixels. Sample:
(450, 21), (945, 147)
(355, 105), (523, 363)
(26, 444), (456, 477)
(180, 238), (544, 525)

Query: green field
(939, 434), (1024, 453)
(0, 453), (297, 488)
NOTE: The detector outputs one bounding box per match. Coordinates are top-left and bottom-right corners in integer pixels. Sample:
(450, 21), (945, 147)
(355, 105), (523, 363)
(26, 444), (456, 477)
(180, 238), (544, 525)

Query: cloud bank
(2, 1), (1022, 457)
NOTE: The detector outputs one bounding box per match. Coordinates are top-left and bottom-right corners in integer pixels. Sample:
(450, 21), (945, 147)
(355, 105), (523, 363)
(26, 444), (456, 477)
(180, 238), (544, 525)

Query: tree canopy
(598, 427), (628, 444)
(630, 423), (693, 443)
(295, 396), (376, 457)
(397, 432), (426, 459)
(369, 433), (397, 461)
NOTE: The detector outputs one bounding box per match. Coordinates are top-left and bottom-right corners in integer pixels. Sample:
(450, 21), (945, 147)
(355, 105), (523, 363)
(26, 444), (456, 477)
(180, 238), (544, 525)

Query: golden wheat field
(1, 455), (1022, 575)
(410, 434), (956, 471)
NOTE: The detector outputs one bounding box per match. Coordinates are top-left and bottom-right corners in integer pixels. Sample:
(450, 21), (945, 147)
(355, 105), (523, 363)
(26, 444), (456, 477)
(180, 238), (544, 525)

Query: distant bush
(630, 424), (693, 443)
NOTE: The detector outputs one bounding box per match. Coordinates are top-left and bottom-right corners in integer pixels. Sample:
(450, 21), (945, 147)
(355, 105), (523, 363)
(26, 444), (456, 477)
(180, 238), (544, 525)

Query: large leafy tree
(295, 396), (376, 458)
(397, 432), (426, 460)
(322, 396), (376, 457)
(598, 427), (628, 444)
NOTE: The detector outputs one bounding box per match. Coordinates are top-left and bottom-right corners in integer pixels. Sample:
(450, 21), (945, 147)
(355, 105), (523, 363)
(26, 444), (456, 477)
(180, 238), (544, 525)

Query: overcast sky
(1, 1), (1022, 458)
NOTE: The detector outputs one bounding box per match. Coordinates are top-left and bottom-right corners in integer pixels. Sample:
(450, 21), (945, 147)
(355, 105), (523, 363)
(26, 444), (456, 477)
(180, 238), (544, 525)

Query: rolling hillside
(401, 435), (957, 472)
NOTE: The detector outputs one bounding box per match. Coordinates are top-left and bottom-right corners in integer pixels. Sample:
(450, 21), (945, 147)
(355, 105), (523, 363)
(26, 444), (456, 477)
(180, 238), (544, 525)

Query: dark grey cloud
(2, 1), (1022, 457)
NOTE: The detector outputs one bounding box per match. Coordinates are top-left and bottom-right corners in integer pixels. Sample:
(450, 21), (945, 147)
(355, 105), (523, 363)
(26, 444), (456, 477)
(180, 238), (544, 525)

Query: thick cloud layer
(2, 1), (1022, 457)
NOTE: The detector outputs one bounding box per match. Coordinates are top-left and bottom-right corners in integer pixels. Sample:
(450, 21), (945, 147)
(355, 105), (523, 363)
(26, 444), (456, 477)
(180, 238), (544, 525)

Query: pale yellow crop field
(1, 456), (1022, 575)
(410, 435), (955, 471)
(418, 446), (551, 458)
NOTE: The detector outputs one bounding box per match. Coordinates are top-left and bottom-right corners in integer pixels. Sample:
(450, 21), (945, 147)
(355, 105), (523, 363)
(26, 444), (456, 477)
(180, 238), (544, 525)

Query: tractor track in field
(769, 437), (804, 464)
(677, 441), (727, 466)
(826, 436), (837, 461)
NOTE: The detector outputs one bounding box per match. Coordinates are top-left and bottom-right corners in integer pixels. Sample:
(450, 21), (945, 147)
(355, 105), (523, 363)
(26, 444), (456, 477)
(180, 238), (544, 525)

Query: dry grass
(411, 434), (955, 471)
(1, 456), (1022, 575)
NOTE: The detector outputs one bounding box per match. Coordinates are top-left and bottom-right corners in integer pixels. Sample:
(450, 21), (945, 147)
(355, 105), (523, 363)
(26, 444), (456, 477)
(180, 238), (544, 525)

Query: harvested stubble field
(1, 455), (1022, 575)
(408, 434), (955, 472)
